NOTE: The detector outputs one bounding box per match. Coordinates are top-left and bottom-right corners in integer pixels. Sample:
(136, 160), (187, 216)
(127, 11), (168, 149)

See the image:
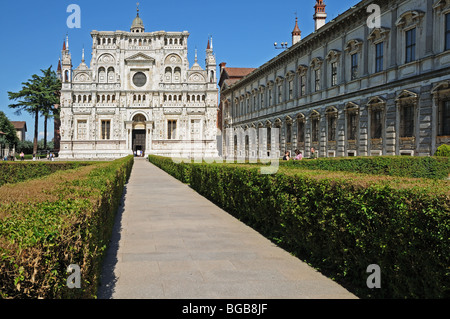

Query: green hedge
(280, 156), (450, 180)
(149, 155), (193, 184)
(0, 162), (91, 187)
(435, 144), (450, 157)
(0, 156), (134, 299)
(149, 155), (450, 299)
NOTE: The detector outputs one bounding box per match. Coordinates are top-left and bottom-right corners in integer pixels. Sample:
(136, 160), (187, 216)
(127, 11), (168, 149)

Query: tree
(8, 66), (61, 156)
(40, 67), (61, 151)
(0, 111), (19, 151)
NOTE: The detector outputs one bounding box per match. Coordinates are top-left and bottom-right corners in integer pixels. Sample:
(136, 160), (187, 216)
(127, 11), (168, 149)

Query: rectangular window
(312, 118), (319, 143)
(300, 75), (306, 96)
(371, 109), (383, 139)
(297, 121), (305, 145)
(168, 120), (177, 140)
(269, 89), (272, 106)
(77, 120), (87, 140)
(101, 120), (111, 140)
(400, 105), (414, 138)
(260, 92), (264, 108)
(348, 113), (357, 141)
(286, 123), (292, 144)
(375, 42), (384, 73)
(328, 116), (336, 141)
(191, 119), (201, 141)
(278, 84), (283, 103)
(446, 14), (450, 51)
(331, 62), (338, 86)
(315, 69), (321, 92)
(439, 100), (450, 136)
(351, 53), (358, 80)
(405, 28), (416, 63)
(288, 80), (293, 100)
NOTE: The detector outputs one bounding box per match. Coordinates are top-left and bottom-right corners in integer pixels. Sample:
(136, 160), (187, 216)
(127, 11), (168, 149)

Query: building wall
(221, 0), (450, 159)
(59, 25), (219, 160)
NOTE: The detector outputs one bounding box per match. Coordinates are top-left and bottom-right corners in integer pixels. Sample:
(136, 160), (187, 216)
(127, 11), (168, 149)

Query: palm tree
(8, 67), (61, 156)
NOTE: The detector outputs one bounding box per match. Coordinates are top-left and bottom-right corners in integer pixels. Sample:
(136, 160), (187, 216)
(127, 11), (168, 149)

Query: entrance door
(132, 130), (146, 156)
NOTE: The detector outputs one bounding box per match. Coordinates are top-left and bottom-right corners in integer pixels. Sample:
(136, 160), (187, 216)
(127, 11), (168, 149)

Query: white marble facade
(58, 10), (219, 160)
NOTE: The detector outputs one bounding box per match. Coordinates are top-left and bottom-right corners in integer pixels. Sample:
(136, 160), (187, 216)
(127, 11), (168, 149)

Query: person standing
(294, 150), (303, 160)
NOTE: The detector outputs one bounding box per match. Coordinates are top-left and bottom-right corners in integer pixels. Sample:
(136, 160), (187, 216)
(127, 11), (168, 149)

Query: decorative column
(125, 121), (133, 152)
(146, 121), (154, 154)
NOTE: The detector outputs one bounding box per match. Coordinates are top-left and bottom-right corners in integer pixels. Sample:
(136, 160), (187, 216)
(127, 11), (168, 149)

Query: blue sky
(0, 0), (360, 142)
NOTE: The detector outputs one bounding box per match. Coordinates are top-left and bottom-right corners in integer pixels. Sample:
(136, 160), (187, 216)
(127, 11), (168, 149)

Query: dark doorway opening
(132, 130), (146, 156)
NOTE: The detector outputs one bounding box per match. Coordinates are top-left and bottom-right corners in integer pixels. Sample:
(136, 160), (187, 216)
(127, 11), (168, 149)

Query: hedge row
(280, 156), (450, 180)
(148, 155), (450, 299)
(0, 162), (91, 187)
(0, 156), (134, 299)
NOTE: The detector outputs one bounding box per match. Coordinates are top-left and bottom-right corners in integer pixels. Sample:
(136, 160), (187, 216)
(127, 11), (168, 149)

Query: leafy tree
(8, 66), (61, 156)
(0, 111), (19, 151)
(40, 67), (61, 150)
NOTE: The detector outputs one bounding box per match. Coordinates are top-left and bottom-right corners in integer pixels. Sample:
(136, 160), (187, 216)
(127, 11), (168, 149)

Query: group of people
(134, 150), (145, 157)
(283, 147), (317, 161)
(46, 153), (56, 161)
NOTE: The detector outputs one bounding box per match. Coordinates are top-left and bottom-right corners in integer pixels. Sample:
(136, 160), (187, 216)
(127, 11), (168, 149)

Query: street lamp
(274, 42), (289, 50)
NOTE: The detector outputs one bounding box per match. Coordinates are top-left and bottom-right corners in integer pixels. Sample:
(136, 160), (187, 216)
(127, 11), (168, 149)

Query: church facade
(220, 0), (450, 159)
(58, 9), (219, 160)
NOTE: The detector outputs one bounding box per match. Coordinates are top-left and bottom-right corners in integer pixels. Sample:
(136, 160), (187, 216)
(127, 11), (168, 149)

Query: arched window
(107, 67), (115, 83)
(165, 67), (172, 82)
(98, 67), (106, 83)
(174, 67), (181, 82)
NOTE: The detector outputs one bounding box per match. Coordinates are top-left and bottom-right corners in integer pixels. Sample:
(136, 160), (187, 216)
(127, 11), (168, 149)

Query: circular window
(133, 72), (147, 87)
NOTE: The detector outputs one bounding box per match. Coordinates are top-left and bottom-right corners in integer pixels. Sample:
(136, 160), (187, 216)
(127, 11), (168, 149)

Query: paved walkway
(97, 158), (357, 299)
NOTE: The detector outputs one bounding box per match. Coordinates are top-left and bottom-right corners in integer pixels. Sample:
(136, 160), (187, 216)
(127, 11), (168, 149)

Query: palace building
(219, 0), (450, 159)
(57, 7), (219, 160)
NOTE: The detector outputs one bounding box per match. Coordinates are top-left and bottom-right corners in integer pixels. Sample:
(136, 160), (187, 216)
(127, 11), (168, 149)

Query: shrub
(435, 144), (450, 157)
(0, 156), (134, 299)
(0, 162), (91, 187)
(281, 156), (450, 180)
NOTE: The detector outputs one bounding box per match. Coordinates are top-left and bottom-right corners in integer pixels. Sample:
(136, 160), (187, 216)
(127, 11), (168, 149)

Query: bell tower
(292, 17), (302, 45)
(314, 0), (327, 31)
(206, 36), (217, 84)
(61, 35), (72, 84)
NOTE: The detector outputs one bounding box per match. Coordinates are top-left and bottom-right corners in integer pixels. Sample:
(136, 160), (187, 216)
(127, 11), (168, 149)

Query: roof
(219, 67), (257, 90)
(223, 67), (257, 78)
(11, 121), (27, 131)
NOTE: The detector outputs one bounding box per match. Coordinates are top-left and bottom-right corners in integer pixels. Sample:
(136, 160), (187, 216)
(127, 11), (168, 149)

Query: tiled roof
(11, 121), (27, 130)
(224, 67), (257, 78)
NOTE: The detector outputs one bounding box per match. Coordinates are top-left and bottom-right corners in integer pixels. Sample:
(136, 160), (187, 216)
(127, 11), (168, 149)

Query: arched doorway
(132, 114), (147, 156)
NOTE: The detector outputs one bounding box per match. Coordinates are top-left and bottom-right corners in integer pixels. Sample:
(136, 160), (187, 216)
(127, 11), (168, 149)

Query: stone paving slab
(97, 158), (357, 299)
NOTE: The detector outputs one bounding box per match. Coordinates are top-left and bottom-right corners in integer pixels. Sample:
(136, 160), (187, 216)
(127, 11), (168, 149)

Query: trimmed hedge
(149, 155), (192, 184)
(149, 155), (450, 299)
(280, 156), (450, 180)
(0, 162), (91, 187)
(0, 156), (134, 299)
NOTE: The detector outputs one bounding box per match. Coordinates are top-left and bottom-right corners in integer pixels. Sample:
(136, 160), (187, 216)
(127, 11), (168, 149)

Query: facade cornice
(223, 0), (395, 94)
